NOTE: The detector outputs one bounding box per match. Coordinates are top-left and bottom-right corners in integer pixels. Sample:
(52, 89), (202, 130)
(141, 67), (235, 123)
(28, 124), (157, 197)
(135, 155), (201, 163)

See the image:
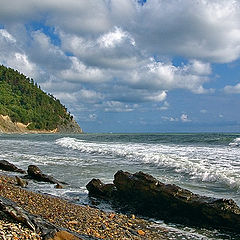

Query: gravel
(0, 174), (167, 239)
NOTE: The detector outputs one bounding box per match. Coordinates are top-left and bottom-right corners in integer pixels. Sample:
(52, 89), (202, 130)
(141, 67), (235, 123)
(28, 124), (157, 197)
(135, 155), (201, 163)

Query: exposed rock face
(87, 170), (240, 233)
(57, 119), (83, 134)
(27, 165), (63, 185)
(0, 160), (26, 174)
(0, 114), (83, 134)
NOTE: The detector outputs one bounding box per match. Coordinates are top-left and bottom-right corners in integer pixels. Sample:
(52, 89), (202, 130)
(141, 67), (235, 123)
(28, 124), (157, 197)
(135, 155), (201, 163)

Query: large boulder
(87, 170), (240, 233)
(0, 160), (25, 174)
(27, 165), (63, 185)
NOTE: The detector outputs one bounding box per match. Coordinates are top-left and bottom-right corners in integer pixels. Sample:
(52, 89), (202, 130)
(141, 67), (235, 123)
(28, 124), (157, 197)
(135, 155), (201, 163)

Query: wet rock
(55, 183), (64, 189)
(27, 165), (63, 185)
(87, 170), (240, 233)
(0, 160), (25, 174)
(86, 179), (116, 199)
(15, 176), (28, 188)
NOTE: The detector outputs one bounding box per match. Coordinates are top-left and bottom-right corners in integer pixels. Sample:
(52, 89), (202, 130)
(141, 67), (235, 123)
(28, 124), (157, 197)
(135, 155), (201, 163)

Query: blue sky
(0, 0), (240, 133)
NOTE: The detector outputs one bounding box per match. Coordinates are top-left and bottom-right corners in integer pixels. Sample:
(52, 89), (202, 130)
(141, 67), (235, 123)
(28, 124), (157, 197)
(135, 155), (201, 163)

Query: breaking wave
(56, 137), (240, 190)
(229, 137), (240, 147)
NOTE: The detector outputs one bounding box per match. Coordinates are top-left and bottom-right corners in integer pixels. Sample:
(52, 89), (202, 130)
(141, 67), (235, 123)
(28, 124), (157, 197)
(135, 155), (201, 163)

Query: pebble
(0, 213), (41, 240)
(0, 174), (167, 240)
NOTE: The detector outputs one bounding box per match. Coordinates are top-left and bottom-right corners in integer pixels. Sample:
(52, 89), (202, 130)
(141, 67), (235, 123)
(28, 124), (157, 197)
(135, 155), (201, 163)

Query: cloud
(1, 0), (240, 63)
(1, 0), (240, 126)
(89, 113), (97, 121)
(0, 29), (16, 42)
(126, 59), (212, 94)
(159, 101), (170, 111)
(224, 83), (240, 94)
(97, 27), (135, 48)
(60, 57), (109, 83)
(181, 114), (191, 122)
(162, 116), (179, 122)
(200, 109), (207, 114)
(29, 31), (70, 71)
(104, 101), (135, 112)
(131, 0), (240, 63)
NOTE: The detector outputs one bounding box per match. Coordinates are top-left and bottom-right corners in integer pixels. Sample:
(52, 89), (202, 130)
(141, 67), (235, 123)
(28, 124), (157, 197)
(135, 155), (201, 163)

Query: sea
(0, 133), (240, 239)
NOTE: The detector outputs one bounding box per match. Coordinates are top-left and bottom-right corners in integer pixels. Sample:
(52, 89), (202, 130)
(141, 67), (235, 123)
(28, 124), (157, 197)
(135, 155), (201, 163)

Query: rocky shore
(0, 174), (167, 240)
(1, 160), (240, 239)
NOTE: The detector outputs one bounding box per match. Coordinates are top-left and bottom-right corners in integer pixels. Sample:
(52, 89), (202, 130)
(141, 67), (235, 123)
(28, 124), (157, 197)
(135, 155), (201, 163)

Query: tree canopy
(0, 65), (72, 130)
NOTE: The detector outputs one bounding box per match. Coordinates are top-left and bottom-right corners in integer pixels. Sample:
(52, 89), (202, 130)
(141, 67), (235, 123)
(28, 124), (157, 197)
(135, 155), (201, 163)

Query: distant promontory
(0, 65), (82, 134)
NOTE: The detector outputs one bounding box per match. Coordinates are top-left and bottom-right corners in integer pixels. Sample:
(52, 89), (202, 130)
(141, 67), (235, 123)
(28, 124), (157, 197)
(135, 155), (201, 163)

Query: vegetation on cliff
(0, 65), (74, 131)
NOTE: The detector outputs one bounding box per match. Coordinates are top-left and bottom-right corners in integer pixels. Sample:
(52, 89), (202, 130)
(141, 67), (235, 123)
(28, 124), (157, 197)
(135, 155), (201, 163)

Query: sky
(0, 0), (240, 133)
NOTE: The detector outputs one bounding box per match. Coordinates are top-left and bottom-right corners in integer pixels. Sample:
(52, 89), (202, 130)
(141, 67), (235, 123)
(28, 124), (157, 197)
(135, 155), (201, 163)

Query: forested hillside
(0, 65), (80, 131)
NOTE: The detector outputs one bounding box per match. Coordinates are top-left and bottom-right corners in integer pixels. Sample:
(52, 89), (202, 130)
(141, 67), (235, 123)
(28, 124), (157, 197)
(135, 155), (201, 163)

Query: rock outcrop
(86, 170), (240, 233)
(57, 118), (83, 134)
(0, 160), (26, 174)
(27, 165), (65, 185)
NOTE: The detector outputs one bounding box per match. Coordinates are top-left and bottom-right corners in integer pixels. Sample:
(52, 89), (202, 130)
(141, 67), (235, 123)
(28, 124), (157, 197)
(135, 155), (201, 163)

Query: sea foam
(56, 137), (240, 190)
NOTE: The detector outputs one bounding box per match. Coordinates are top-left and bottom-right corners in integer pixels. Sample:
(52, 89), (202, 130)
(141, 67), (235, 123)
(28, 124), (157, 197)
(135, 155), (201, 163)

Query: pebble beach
(0, 174), (167, 239)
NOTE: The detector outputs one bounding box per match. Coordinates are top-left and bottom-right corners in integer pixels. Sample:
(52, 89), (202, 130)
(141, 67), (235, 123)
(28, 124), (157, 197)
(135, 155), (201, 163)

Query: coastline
(0, 173), (166, 239)
(0, 115), (83, 134)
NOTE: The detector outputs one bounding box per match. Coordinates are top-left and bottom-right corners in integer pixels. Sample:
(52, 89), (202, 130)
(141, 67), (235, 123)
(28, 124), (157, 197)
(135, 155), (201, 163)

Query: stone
(27, 165), (63, 185)
(55, 183), (63, 189)
(68, 220), (78, 225)
(15, 176), (28, 188)
(86, 179), (116, 199)
(0, 160), (26, 174)
(48, 230), (82, 240)
(137, 230), (145, 236)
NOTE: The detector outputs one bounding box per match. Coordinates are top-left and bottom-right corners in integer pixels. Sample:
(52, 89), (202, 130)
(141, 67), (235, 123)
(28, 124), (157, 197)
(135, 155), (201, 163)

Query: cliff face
(57, 118), (83, 134)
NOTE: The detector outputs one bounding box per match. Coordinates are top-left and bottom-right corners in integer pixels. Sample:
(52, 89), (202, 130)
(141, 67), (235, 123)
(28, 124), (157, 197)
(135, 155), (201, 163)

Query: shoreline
(0, 173), (167, 239)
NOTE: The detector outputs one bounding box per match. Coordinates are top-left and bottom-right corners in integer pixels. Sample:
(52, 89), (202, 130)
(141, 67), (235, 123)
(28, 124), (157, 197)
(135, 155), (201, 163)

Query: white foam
(229, 137), (240, 147)
(56, 137), (240, 190)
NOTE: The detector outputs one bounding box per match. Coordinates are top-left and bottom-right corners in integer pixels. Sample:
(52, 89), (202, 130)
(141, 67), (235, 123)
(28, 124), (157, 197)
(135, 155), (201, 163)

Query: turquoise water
(0, 133), (240, 239)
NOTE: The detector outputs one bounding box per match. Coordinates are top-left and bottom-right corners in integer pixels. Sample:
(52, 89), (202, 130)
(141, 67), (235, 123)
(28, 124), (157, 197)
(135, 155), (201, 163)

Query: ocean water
(0, 133), (240, 239)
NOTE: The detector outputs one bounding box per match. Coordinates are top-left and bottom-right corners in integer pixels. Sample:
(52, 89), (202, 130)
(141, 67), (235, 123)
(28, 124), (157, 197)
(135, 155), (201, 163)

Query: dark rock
(0, 160), (26, 174)
(55, 183), (64, 189)
(0, 196), (35, 231)
(15, 176), (28, 188)
(87, 170), (240, 233)
(86, 179), (116, 199)
(27, 165), (63, 185)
